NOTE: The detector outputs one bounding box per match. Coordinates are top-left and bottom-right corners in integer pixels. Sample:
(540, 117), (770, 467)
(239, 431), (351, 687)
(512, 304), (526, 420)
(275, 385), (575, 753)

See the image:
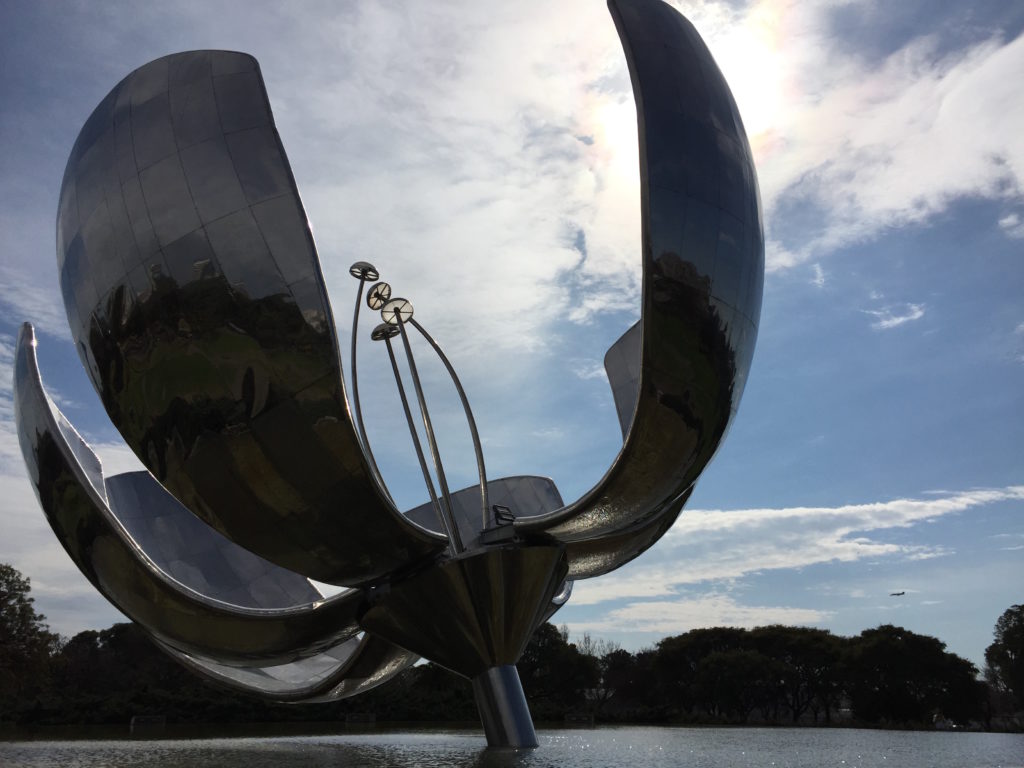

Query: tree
(654, 626), (749, 714)
(517, 623), (597, 715)
(750, 625), (846, 723)
(846, 624), (982, 726)
(984, 604), (1024, 708)
(575, 632), (622, 714)
(692, 649), (785, 723)
(0, 563), (61, 719)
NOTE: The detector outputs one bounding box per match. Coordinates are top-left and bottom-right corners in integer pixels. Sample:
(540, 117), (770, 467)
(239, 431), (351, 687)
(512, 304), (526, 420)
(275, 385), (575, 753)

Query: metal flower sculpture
(13, 0), (762, 748)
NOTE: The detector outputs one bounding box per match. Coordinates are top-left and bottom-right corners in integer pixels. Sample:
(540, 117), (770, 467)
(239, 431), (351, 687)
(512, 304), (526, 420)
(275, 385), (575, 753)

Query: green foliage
(694, 649), (786, 722)
(845, 624), (983, 726)
(654, 626), (749, 713)
(0, 563), (61, 720)
(984, 604), (1024, 708)
(750, 625), (845, 723)
(0, 561), (1013, 730)
(517, 623), (598, 718)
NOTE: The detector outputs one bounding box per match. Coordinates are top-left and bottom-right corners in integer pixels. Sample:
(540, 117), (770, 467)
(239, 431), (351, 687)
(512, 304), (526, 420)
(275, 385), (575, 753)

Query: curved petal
(106, 471), (321, 609)
(404, 475), (563, 549)
(56, 50), (445, 585)
(159, 633), (418, 703)
(13, 324), (365, 666)
(517, 0), (763, 541)
(564, 484), (693, 580)
(603, 321), (641, 441)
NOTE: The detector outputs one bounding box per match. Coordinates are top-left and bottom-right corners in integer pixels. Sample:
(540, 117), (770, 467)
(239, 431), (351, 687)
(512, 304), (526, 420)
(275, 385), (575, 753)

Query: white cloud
(270, 0), (643, 369)
(570, 360), (608, 381)
(811, 263), (825, 288)
(566, 593), (830, 635)
(693, 1), (1024, 270)
(570, 486), (1024, 607)
(0, 333), (22, 470)
(2, 0), (1022, 361)
(998, 212), (1024, 238)
(0, 268), (70, 343)
(862, 302), (926, 330)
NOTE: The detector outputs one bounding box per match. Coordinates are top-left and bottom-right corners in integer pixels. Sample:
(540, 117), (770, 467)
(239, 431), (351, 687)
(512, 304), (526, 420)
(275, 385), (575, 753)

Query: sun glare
(595, 97), (640, 182)
(711, 8), (785, 140)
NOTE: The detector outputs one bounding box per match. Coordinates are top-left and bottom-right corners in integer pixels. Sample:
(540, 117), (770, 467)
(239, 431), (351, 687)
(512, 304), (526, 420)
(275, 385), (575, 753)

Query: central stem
(472, 665), (538, 749)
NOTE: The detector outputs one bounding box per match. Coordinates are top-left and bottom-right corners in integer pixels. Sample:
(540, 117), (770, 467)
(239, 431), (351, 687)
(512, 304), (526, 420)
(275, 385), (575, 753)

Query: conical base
(359, 544), (567, 678)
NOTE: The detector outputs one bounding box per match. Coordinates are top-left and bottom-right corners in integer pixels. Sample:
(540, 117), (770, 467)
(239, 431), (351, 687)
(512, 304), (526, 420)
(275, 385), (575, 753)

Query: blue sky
(0, 0), (1021, 671)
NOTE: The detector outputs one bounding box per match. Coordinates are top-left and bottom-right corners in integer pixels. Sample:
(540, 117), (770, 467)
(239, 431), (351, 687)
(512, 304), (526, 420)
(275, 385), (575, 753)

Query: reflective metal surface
(21, 0), (765, 749)
(348, 261), (391, 507)
(359, 545), (568, 679)
(382, 332), (455, 549)
(472, 665), (538, 749)
(564, 484), (693, 579)
(517, 0), (763, 548)
(409, 318), (490, 529)
(56, 50), (445, 585)
(14, 324), (366, 666)
(106, 471), (321, 609)
(367, 282), (392, 310)
(406, 476), (563, 550)
(161, 633), (420, 703)
(603, 321), (641, 440)
(396, 319), (464, 552)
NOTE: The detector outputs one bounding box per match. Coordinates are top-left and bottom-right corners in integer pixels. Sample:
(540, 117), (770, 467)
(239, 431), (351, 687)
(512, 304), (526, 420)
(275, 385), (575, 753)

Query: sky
(0, 0), (1022, 672)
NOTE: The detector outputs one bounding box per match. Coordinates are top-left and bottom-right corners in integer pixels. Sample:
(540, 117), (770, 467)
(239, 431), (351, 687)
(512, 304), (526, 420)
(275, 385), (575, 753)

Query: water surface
(2, 726), (1022, 768)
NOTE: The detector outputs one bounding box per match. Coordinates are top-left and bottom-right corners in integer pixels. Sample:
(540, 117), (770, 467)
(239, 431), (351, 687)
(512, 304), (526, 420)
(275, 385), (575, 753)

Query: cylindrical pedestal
(472, 665), (538, 749)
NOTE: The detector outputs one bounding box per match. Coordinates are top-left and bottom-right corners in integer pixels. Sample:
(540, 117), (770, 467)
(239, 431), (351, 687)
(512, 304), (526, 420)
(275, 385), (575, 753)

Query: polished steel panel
(161, 633), (419, 703)
(359, 545), (568, 679)
(603, 320), (641, 440)
(564, 484), (693, 579)
(106, 471), (320, 609)
(301, 636), (420, 703)
(14, 324), (366, 666)
(517, 0), (763, 542)
(405, 475), (564, 550)
(56, 50), (445, 585)
(162, 636), (364, 698)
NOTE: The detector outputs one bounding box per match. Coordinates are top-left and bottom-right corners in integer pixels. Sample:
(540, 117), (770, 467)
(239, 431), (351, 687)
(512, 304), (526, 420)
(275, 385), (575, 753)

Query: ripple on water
(1, 727), (1023, 768)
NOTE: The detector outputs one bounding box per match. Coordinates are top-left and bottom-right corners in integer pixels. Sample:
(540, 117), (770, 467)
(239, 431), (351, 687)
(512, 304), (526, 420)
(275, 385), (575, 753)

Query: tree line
(1, 563), (1021, 730)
